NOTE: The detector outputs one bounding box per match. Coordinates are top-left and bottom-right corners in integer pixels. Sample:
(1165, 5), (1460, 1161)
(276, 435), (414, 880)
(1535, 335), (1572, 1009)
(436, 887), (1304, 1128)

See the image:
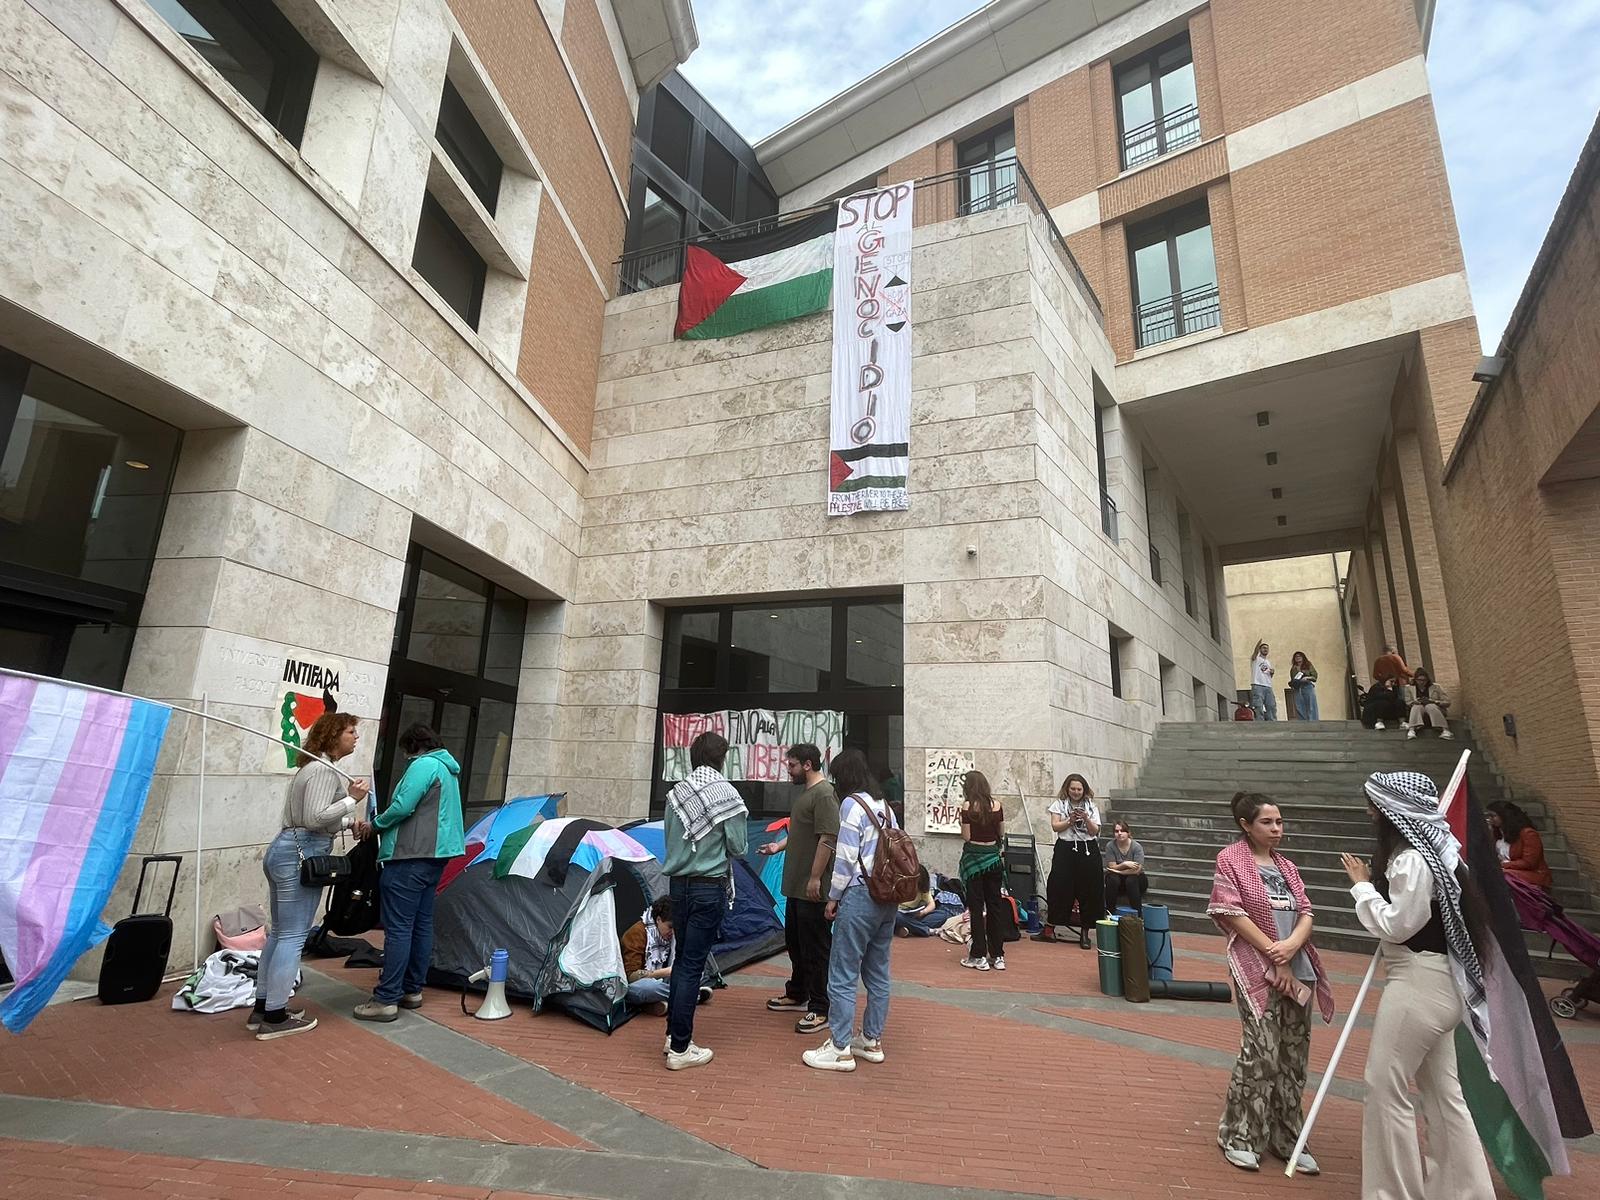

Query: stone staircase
(1106, 721), (1599, 972)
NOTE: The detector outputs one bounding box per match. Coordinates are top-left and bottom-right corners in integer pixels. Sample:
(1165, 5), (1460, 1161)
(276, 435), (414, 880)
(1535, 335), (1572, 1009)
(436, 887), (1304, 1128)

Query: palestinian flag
(1440, 751), (1591, 1198)
(674, 209), (835, 340)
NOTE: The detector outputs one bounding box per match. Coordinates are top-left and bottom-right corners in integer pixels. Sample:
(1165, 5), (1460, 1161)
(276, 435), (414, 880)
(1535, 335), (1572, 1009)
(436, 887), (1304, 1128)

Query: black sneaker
(255, 1014), (318, 1041)
(246, 1007), (304, 1032)
(697, 985), (714, 1005)
(795, 1011), (829, 1034)
(766, 995), (804, 1011)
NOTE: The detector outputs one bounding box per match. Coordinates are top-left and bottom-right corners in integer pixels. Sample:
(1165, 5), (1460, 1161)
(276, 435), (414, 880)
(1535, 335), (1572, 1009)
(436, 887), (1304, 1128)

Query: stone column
(1392, 431), (1459, 688)
(1377, 488), (1420, 662)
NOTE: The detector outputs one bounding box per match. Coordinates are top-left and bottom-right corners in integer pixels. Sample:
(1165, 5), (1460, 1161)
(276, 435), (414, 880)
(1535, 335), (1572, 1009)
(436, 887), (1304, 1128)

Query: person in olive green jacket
(353, 724), (465, 1022)
(1289, 651), (1320, 722)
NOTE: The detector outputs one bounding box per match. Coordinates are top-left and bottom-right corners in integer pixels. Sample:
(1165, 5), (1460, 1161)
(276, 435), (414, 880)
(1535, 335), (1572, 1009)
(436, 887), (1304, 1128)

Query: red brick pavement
(0, 985), (589, 1149)
(0, 1138), (561, 1200)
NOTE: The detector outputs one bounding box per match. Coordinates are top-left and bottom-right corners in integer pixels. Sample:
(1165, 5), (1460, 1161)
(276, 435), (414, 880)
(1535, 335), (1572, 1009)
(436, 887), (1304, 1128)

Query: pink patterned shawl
(1208, 839), (1335, 1023)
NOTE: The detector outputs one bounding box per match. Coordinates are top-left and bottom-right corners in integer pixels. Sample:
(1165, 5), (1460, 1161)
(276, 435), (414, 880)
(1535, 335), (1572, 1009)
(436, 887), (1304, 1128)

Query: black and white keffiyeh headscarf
(1364, 770), (1490, 1052)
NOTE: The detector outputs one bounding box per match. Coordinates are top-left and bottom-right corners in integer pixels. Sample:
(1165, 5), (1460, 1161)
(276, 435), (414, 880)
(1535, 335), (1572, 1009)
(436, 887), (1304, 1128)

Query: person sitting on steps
(1403, 668), (1453, 740)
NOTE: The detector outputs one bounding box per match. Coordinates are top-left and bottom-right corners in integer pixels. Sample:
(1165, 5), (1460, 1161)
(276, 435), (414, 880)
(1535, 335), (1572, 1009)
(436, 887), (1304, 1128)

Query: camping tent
(429, 813), (666, 1032)
(623, 817), (787, 972)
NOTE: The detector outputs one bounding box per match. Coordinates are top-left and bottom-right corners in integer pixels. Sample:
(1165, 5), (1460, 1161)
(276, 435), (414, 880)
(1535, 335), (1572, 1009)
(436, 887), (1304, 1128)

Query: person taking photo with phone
(1207, 792), (1334, 1175)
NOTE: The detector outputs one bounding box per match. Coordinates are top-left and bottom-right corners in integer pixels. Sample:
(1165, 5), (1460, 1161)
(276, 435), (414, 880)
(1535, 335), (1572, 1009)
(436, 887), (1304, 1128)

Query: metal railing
(1121, 103), (1202, 170)
(1101, 490), (1119, 540)
(1135, 281), (1220, 348)
(614, 162), (1103, 325)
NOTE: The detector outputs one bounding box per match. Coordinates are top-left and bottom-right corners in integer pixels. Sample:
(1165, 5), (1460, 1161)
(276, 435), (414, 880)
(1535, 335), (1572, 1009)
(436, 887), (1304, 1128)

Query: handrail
(1121, 103), (1201, 169)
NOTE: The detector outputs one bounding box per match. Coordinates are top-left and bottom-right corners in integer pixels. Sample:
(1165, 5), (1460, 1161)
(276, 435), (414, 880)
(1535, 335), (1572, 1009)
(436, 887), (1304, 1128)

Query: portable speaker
(98, 855), (182, 1006)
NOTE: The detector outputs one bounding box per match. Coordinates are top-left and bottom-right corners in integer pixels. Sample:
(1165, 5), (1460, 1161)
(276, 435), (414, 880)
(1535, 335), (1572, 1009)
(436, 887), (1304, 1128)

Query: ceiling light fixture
(1256, 411), (1270, 427)
(1265, 452), (1278, 466)
(1271, 487), (1283, 500)
(124, 459), (150, 470)
(1276, 515), (1288, 527)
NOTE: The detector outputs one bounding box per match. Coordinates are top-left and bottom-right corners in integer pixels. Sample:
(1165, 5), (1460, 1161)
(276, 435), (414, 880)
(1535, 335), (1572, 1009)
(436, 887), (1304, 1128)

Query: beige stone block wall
(1225, 553), (1353, 719)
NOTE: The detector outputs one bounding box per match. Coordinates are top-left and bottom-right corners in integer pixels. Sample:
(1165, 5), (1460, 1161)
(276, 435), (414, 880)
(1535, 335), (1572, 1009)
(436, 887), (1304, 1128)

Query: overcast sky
(681, 0), (1600, 351)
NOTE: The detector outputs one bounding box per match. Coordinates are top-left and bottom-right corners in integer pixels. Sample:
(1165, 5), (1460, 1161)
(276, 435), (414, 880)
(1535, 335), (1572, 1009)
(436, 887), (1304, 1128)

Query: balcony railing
(1121, 103), (1202, 170)
(1135, 281), (1221, 349)
(615, 161), (1103, 325)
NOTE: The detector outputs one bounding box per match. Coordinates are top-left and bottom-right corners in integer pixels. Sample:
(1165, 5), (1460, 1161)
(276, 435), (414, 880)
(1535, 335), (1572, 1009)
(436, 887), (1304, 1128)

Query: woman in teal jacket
(353, 724), (466, 1022)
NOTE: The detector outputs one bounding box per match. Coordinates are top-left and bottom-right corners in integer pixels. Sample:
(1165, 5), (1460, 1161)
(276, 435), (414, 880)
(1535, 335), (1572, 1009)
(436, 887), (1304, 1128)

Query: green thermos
(1095, 918), (1122, 996)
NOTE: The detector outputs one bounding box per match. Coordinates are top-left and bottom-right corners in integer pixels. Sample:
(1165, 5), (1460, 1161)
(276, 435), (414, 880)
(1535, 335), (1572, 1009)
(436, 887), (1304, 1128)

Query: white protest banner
(660, 710), (845, 783)
(924, 749), (975, 834)
(828, 182), (913, 515)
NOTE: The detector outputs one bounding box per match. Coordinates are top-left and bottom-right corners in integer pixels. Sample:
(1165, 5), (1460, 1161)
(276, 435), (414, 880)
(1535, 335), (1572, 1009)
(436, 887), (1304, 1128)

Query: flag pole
(1284, 946), (1380, 1175)
(195, 692), (207, 970)
(1284, 746), (1475, 1175)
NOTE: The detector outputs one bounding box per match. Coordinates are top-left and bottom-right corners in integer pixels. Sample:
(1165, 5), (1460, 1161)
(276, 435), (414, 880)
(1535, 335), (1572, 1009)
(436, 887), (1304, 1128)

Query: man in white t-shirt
(1250, 641), (1278, 721)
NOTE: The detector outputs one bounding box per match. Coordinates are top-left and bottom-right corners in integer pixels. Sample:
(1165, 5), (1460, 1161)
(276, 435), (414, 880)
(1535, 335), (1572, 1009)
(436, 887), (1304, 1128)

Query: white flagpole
(1284, 747), (1475, 1175)
(195, 693), (207, 971)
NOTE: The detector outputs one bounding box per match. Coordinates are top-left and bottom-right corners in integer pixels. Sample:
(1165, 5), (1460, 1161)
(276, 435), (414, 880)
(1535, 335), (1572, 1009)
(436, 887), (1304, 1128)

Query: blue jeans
(666, 877), (725, 1052)
(374, 857), (446, 1003)
(256, 829), (328, 1010)
(894, 905), (960, 937)
(827, 884), (895, 1051)
(626, 976), (669, 1007)
(1251, 683), (1278, 721)
(1294, 682), (1319, 721)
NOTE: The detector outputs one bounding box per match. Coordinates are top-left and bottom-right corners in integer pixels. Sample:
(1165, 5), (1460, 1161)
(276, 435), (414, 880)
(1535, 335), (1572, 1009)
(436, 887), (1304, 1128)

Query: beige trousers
(1362, 945), (1494, 1200)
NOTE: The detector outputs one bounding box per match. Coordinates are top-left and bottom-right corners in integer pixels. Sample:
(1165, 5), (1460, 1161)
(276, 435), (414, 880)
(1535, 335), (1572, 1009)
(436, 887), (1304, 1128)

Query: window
(412, 193), (486, 328)
(1094, 402), (1117, 539)
(1142, 467), (1161, 582)
(436, 78), (503, 214)
(1203, 544), (1221, 641)
(664, 610), (718, 688)
(730, 606), (831, 692)
(702, 137), (738, 221)
(958, 122), (1018, 216)
(622, 184), (687, 294)
(1108, 632), (1124, 699)
(650, 91), (694, 181)
(148, 0), (317, 147)
(1116, 33), (1200, 169)
(744, 180), (779, 224)
(1128, 201), (1219, 349)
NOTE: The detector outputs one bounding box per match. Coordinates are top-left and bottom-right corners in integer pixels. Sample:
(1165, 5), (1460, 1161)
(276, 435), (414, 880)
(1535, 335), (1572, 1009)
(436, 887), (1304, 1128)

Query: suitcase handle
(131, 855), (183, 918)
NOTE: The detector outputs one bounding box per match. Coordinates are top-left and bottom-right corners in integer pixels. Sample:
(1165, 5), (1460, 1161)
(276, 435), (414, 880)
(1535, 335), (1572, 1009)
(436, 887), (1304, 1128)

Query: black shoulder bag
(292, 827), (354, 888)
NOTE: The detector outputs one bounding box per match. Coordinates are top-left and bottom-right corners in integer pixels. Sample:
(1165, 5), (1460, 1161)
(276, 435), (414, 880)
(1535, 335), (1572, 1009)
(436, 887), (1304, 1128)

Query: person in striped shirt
(803, 749), (897, 1073)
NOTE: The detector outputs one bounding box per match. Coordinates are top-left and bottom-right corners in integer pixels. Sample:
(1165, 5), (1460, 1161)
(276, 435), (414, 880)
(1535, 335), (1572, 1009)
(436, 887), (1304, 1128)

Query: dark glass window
(1109, 632), (1123, 698)
(0, 349), (180, 689)
(650, 91), (694, 181)
(1116, 34), (1200, 169)
(1094, 403), (1117, 539)
(412, 193), (486, 328)
(406, 550), (490, 675)
(623, 185), (687, 294)
(467, 697), (515, 806)
(148, 0), (317, 147)
(702, 137), (738, 221)
(730, 606), (830, 692)
(1128, 201), (1219, 348)
(436, 78), (503, 214)
(846, 602), (902, 688)
(663, 610), (718, 688)
(744, 181), (779, 223)
(958, 122), (1018, 215)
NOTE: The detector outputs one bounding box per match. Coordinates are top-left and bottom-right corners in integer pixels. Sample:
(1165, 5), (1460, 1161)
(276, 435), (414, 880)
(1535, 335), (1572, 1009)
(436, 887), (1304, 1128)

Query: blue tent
(623, 818), (786, 972)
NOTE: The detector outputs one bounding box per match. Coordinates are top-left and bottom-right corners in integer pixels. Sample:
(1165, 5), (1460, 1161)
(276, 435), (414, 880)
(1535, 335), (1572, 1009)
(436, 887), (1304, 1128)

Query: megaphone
(465, 948), (512, 1020)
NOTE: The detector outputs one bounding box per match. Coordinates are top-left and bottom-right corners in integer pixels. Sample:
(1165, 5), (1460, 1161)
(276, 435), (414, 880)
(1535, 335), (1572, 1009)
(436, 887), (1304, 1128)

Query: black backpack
(322, 836), (380, 935)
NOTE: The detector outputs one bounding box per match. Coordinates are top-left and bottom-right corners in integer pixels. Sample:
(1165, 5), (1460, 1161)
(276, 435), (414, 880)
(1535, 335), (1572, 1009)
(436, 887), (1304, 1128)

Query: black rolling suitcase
(98, 854), (182, 1005)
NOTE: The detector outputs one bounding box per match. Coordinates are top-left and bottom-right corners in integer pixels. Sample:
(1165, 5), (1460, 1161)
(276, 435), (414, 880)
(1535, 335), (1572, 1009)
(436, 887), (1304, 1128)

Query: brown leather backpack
(857, 797), (921, 905)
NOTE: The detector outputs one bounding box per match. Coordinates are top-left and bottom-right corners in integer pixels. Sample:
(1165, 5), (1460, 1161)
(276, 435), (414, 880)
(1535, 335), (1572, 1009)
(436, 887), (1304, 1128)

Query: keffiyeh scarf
(1208, 839), (1335, 1023)
(1364, 770), (1489, 1049)
(665, 766), (747, 845)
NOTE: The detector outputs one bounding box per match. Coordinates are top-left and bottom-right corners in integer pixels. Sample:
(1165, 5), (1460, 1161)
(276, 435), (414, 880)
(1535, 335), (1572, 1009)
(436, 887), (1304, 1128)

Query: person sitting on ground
(895, 868), (965, 938)
(1403, 668), (1453, 740)
(1488, 800), (1554, 891)
(1372, 644), (1414, 688)
(1103, 821), (1148, 914)
(1361, 677), (1406, 731)
(622, 897), (680, 1016)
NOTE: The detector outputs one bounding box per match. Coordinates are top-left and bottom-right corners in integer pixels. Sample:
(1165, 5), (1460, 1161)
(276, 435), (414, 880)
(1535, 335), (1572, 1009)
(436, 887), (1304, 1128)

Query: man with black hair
(758, 742), (838, 1034)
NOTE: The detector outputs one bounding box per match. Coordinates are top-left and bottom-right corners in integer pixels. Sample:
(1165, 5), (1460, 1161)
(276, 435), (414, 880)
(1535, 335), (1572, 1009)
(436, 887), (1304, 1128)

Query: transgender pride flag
(0, 672), (171, 1033)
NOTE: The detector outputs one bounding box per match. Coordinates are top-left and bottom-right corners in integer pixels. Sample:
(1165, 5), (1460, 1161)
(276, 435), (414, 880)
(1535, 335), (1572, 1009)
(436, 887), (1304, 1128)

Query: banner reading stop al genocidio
(828, 182), (912, 516)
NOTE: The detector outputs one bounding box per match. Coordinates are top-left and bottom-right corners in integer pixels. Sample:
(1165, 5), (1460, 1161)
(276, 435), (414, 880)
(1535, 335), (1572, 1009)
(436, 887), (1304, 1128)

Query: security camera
(966, 545), (978, 557)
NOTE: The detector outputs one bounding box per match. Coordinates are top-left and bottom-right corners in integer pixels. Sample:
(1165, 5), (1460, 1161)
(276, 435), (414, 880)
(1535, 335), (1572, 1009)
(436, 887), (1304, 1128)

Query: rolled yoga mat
(1095, 918), (1122, 997)
(1118, 914), (1149, 1003)
(1149, 979), (1232, 1003)
(1142, 902), (1173, 982)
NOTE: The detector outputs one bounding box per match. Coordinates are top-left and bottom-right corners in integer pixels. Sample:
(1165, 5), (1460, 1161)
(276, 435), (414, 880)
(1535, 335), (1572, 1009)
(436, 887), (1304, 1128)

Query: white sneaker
(1374, 721), (1386, 731)
(1440, 729), (1454, 740)
(960, 956), (990, 971)
(1223, 1148), (1260, 1171)
(991, 957), (1006, 971)
(1293, 1151), (1320, 1175)
(849, 1036), (885, 1063)
(665, 1042), (713, 1070)
(802, 1039), (856, 1072)
(1407, 728), (1417, 740)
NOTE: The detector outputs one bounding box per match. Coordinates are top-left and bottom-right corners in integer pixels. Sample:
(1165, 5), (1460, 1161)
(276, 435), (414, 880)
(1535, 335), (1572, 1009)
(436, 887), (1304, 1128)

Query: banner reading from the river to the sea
(828, 182), (913, 515)
(660, 710), (845, 782)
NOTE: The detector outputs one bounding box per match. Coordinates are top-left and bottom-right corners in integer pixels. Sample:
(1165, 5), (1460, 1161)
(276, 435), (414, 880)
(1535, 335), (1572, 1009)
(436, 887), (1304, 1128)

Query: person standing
(757, 742), (838, 1035)
(354, 723), (465, 1022)
(661, 731), (748, 1070)
(1039, 774), (1103, 948)
(1372, 644), (1414, 688)
(803, 749), (896, 1072)
(956, 771), (1007, 971)
(1341, 771), (1495, 1200)
(1288, 652), (1319, 722)
(1103, 820), (1148, 914)
(251, 712), (369, 1039)
(1208, 792), (1334, 1174)
(1250, 641), (1278, 721)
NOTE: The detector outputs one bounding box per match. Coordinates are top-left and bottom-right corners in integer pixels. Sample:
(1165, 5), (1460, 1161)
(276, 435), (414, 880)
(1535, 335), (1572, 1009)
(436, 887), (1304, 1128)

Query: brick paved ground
(1, 932), (1598, 1199)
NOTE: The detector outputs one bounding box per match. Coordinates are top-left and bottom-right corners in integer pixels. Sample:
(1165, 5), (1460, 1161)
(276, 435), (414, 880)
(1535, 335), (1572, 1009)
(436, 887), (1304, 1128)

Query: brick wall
(561, 0), (634, 185)
(517, 199), (605, 453)
(1189, 7), (1223, 141)
(1207, 179), (1246, 331)
(1021, 66), (1099, 207)
(1227, 98), (1464, 329)
(879, 143), (946, 224)
(1099, 137), (1227, 223)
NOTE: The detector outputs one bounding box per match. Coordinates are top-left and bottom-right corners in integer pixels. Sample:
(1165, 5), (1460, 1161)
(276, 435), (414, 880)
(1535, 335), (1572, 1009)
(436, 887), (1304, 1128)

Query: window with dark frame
(1094, 403), (1118, 539)
(650, 91), (695, 181)
(1115, 33), (1200, 170)
(412, 192), (487, 328)
(436, 78), (503, 215)
(701, 136), (738, 221)
(1108, 632), (1124, 699)
(621, 183), (688, 294)
(148, 0), (317, 147)
(1142, 466), (1161, 583)
(1128, 200), (1219, 349)
(957, 121), (1018, 216)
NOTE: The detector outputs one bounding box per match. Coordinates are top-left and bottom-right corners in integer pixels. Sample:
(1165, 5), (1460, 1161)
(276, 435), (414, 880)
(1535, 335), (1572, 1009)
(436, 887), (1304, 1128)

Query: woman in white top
(1340, 770), (1494, 1200)
(1039, 774), (1102, 948)
(250, 712), (369, 1041)
(1250, 641), (1278, 721)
